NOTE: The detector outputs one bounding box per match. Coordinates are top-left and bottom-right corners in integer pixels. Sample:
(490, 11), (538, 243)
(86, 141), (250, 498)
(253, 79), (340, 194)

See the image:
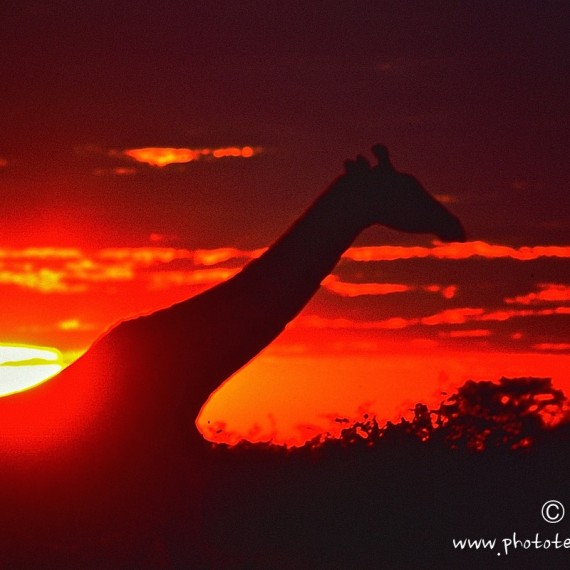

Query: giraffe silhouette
(0, 145), (465, 567)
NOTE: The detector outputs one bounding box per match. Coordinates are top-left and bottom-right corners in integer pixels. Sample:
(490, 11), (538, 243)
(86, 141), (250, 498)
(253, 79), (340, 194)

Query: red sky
(1, 1), (568, 444)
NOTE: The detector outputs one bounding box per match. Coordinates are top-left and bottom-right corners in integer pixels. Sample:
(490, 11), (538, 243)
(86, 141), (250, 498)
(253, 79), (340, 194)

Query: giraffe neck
(234, 175), (368, 322)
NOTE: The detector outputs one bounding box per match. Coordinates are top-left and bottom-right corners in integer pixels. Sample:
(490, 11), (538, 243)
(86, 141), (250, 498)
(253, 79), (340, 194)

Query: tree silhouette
(290, 377), (569, 454)
(434, 377), (566, 451)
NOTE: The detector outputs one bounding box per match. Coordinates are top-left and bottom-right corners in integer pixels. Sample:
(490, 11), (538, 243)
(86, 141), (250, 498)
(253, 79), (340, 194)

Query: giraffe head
(344, 145), (466, 242)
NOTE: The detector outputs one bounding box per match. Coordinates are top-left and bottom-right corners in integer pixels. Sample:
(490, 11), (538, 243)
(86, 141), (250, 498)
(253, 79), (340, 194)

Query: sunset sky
(1, 2), (568, 445)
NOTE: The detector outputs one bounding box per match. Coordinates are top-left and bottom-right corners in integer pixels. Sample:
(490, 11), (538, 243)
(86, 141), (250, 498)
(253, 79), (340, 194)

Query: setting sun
(0, 344), (63, 397)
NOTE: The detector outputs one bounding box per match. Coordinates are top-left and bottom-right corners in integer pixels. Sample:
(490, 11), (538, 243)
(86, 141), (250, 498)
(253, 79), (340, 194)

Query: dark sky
(1, 1), (568, 248)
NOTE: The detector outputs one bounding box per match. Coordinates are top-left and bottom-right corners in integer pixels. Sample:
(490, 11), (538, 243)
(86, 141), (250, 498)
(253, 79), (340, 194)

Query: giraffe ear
(345, 155), (371, 176)
(371, 144), (392, 170)
(355, 154), (371, 170)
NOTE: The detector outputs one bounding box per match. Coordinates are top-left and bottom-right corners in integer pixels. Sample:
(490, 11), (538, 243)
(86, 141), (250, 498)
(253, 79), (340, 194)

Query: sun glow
(0, 344), (63, 396)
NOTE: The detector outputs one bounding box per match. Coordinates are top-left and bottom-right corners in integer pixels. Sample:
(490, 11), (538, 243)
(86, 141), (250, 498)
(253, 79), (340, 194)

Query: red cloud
(123, 146), (261, 167)
(343, 242), (570, 262)
(297, 306), (570, 332)
(321, 275), (411, 297)
(505, 283), (570, 305)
